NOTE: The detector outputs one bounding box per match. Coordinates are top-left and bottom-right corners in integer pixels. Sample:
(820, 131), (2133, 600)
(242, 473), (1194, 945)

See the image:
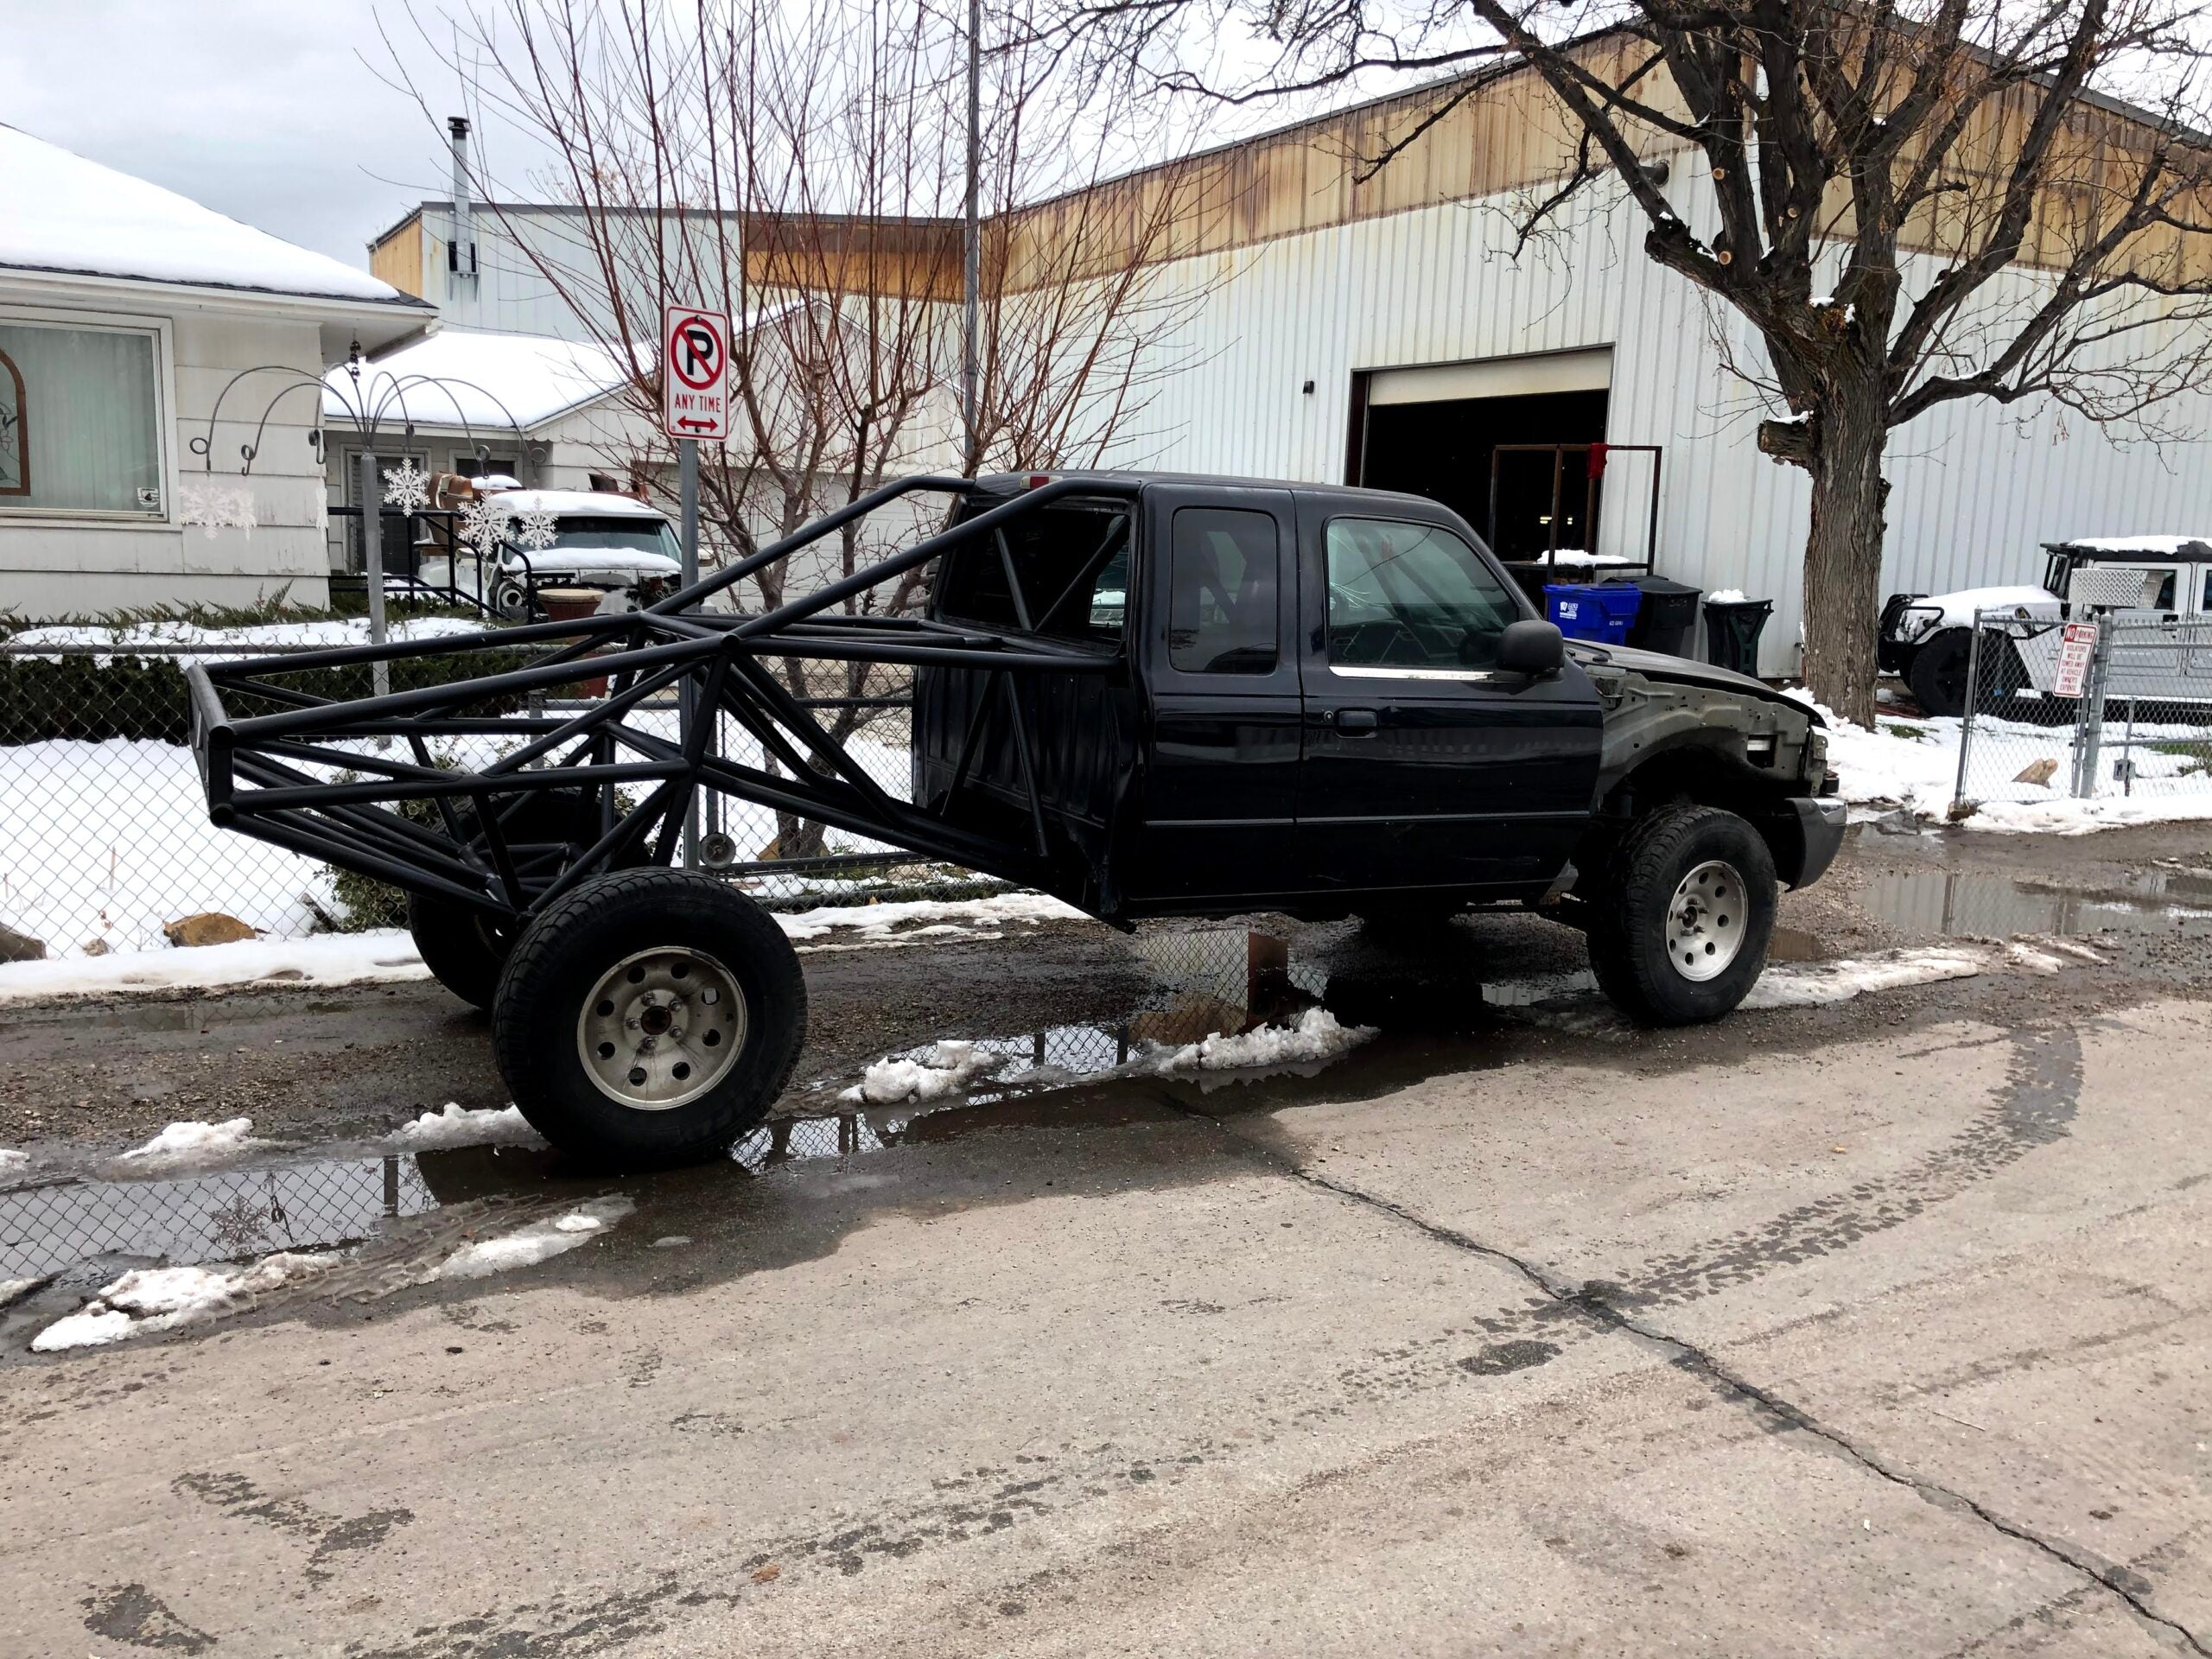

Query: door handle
(1333, 708), (1379, 734)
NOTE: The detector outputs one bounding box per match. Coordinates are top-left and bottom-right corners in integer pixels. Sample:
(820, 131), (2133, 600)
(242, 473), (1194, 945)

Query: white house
(0, 124), (430, 620)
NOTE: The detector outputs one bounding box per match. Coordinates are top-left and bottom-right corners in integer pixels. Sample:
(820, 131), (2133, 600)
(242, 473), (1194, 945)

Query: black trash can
(1603, 576), (1702, 658)
(1703, 597), (1774, 677)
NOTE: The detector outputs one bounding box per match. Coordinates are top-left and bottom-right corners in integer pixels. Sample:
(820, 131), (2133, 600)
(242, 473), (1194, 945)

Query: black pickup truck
(189, 469), (1843, 1166)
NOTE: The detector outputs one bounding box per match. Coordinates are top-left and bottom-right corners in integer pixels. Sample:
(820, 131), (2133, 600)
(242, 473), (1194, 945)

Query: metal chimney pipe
(448, 115), (474, 302)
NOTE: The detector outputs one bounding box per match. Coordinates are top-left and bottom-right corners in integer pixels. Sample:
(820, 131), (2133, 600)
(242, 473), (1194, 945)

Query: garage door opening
(1348, 350), (1656, 574)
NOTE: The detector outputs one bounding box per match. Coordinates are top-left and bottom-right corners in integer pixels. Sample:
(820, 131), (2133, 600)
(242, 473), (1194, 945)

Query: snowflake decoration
(381, 459), (431, 512)
(512, 505), (559, 551)
(457, 493), (515, 557)
(177, 480), (257, 540)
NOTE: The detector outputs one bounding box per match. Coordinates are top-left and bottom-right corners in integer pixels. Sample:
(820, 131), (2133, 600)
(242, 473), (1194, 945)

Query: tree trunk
(1798, 380), (1889, 728)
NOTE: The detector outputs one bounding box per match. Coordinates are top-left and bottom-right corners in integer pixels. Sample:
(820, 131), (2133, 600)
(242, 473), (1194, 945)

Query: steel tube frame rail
(188, 475), (1135, 928)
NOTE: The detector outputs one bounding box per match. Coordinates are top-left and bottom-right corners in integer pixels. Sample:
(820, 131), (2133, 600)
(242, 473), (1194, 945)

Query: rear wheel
(1586, 804), (1775, 1026)
(493, 869), (807, 1167)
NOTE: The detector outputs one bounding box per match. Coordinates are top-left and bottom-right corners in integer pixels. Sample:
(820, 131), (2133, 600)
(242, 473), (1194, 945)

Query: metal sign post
(663, 305), (732, 867)
(358, 448), (390, 700)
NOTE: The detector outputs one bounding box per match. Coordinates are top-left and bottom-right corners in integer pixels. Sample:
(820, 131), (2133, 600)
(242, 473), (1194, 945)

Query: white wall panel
(1097, 171), (2212, 677)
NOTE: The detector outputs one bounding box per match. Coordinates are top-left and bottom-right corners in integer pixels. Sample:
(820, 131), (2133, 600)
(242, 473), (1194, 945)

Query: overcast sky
(0, 0), (488, 272)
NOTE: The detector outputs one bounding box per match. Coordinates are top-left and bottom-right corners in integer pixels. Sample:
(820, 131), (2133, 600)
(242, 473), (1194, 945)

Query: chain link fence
(1953, 609), (2212, 813)
(0, 632), (989, 961)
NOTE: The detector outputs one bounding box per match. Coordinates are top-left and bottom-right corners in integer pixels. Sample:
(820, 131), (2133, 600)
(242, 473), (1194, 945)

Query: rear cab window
(936, 499), (1133, 647)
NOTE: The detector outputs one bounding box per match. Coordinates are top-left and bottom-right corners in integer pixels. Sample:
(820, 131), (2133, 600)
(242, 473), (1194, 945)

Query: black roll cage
(188, 474), (1141, 928)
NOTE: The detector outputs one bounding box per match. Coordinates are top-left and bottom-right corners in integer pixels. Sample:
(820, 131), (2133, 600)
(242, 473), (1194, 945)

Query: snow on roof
(0, 124), (413, 305)
(483, 488), (668, 520)
(2054, 535), (2212, 556)
(323, 329), (634, 431)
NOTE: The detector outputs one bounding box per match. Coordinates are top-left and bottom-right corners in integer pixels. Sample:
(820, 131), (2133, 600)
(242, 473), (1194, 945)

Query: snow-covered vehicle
(408, 489), (683, 619)
(1880, 537), (2212, 716)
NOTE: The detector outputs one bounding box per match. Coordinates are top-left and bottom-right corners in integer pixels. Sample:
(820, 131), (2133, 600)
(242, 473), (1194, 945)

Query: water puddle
(1861, 871), (2212, 940)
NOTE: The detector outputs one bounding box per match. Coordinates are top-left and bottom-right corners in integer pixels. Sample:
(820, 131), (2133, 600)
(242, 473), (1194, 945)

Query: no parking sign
(662, 304), (731, 442)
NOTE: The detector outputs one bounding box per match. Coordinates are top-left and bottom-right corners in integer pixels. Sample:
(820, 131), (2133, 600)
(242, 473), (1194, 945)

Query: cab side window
(1326, 518), (1519, 670)
(2202, 567), (2212, 613)
(1169, 508), (1278, 673)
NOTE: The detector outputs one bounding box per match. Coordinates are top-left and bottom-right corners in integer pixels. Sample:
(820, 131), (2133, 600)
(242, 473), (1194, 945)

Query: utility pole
(962, 0), (981, 474)
(679, 435), (700, 866)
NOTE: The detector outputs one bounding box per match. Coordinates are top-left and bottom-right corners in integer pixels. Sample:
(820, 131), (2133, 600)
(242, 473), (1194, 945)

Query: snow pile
(776, 891), (1089, 945)
(29, 1251), (337, 1352)
(117, 1117), (264, 1170)
(1965, 794), (2212, 836)
(1707, 588), (1747, 605)
(434, 1196), (635, 1281)
(1741, 947), (1987, 1009)
(1900, 586), (2058, 632)
(0, 931), (429, 1003)
(846, 1040), (1003, 1104)
(0, 124), (407, 302)
(1147, 1007), (1376, 1073)
(390, 1103), (545, 1151)
(0, 1148), (28, 1176)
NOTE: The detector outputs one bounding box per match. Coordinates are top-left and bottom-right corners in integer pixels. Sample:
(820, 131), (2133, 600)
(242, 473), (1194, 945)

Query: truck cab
(918, 474), (1840, 1025)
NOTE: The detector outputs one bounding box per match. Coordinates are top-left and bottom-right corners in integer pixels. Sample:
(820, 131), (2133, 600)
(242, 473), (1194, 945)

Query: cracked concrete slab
(4, 990), (2210, 1656)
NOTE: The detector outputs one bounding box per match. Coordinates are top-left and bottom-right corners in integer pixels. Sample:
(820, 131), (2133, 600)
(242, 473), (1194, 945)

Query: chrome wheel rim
(1667, 860), (1747, 982)
(575, 947), (747, 1110)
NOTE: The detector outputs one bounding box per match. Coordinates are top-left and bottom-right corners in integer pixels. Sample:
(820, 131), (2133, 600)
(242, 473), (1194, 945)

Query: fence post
(2070, 617), (2113, 798)
(1951, 610), (1985, 817)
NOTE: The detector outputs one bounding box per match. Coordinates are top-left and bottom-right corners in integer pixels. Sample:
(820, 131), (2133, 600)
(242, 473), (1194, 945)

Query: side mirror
(1498, 618), (1565, 677)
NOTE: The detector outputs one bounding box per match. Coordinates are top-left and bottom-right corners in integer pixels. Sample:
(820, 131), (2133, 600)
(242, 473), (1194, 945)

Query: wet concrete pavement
(4, 824), (2212, 1656)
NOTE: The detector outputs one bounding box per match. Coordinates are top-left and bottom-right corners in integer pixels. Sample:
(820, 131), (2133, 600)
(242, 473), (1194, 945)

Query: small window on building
(1327, 518), (1520, 670)
(0, 320), (162, 515)
(1169, 508), (1278, 673)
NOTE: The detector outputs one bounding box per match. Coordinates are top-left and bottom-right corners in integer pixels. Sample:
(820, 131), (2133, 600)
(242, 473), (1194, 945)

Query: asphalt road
(3, 826), (2211, 1656)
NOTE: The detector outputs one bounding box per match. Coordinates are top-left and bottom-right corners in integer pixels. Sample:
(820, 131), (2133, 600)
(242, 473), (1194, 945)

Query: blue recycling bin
(1544, 582), (1642, 645)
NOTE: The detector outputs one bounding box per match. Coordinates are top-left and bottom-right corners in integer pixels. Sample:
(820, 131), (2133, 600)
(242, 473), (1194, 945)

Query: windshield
(548, 516), (681, 561)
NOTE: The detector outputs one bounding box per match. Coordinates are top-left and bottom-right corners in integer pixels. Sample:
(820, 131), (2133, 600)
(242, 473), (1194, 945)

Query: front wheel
(1586, 804), (1775, 1026)
(493, 869), (808, 1167)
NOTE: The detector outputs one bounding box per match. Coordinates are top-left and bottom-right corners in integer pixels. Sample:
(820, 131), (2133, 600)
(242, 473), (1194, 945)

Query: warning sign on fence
(662, 304), (731, 442)
(2052, 620), (2098, 698)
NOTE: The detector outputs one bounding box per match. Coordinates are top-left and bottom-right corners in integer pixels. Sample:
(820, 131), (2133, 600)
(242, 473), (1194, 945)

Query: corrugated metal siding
(1098, 175), (2212, 676)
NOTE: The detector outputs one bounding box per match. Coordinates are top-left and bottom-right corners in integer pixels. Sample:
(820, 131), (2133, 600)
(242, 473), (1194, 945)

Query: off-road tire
(1586, 804), (1775, 1027)
(407, 791), (620, 1010)
(493, 869), (807, 1167)
(406, 897), (515, 1011)
(1909, 627), (2028, 720)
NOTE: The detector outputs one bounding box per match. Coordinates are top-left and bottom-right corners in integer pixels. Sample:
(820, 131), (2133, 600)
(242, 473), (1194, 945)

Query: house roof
(322, 328), (635, 434)
(0, 124), (426, 309)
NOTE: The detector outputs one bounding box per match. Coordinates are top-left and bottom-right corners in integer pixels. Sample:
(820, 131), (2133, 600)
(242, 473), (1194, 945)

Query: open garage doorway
(1349, 348), (1646, 565)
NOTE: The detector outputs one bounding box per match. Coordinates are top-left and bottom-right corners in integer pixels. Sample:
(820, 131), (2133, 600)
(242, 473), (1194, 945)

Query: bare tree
(1062, 0), (2212, 722)
(411, 0), (1209, 853)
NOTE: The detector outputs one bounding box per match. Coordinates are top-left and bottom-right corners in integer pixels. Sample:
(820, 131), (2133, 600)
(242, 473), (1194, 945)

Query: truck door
(1122, 486), (1302, 904)
(1294, 503), (1604, 899)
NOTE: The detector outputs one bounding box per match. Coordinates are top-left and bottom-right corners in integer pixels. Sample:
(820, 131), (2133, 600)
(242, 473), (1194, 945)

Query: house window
(0, 319), (163, 516)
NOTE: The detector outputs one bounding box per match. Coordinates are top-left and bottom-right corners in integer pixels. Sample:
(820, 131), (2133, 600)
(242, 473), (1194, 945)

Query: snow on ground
(390, 1103), (545, 1151)
(29, 1251), (337, 1352)
(1740, 947), (1989, 1009)
(1145, 1007), (1376, 1072)
(775, 890), (1088, 942)
(0, 931), (430, 1002)
(117, 1117), (264, 1170)
(846, 1040), (1002, 1104)
(434, 1197), (635, 1281)
(1802, 696), (2212, 834)
(5, 616), (485, 660)
(0, 124), (406, 302)
(0, 1148), (28, 1175)
(0, 891), (1088, 1004)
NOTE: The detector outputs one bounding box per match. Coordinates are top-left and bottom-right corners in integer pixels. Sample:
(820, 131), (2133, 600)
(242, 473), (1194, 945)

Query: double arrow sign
(662, 304), (732, 443)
